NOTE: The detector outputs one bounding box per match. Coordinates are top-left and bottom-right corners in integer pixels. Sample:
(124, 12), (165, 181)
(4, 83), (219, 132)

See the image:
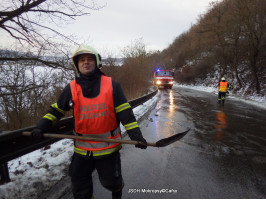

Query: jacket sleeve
(112, 80), (146, 141)
(228, 83), (233, 89)
(36, 84), (72, 132)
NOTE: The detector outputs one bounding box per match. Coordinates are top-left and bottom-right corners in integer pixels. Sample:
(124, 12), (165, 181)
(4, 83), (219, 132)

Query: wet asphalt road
(58, 86), (266, 199)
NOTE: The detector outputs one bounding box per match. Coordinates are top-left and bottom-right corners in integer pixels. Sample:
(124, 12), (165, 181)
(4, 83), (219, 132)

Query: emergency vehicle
(154, 69), (174, 89)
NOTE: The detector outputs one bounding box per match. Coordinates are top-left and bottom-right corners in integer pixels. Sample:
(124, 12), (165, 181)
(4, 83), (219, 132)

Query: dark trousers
(218, 92), (226, 104)
(69, 151), (124, 199)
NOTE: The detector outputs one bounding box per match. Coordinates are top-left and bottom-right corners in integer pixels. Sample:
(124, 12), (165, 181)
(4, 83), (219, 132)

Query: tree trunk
(234, 64), (242, 89)
(250, 54), (261, 94)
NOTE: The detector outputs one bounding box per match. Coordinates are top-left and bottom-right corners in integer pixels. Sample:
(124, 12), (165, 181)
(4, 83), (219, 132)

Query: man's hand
(31, 129), (44, 139)
(135, 138), (148, 149)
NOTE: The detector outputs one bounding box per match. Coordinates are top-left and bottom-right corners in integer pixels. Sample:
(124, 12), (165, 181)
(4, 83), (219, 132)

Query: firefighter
(218, 77), (233, 105)
(31, 44), (147, 199)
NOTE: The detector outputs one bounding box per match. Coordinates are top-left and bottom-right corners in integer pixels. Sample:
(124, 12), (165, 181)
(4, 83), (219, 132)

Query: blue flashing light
(156, 69), (160, 72)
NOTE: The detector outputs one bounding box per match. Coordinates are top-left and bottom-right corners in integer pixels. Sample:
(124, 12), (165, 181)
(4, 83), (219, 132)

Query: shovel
(22, 129), (190, 147)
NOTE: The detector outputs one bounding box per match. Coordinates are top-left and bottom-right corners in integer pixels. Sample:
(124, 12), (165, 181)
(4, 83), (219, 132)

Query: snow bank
(175, 83), (266, 110)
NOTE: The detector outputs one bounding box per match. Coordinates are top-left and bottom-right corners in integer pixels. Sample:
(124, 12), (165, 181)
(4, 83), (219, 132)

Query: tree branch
(0, 0), (46, 26)
(0, 56), (72, 70)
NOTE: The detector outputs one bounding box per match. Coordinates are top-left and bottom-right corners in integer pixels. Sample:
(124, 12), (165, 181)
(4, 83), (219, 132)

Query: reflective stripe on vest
(74, 144), (122, 157)
(219, 82), (228, 92)
(74, 126), (121, 151)
(70, 75), (121, 152)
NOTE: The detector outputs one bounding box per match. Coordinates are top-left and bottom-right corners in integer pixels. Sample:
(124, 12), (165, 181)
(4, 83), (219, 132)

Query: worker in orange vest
(31, 44), (147, 199)
(218, 77), (233, 105)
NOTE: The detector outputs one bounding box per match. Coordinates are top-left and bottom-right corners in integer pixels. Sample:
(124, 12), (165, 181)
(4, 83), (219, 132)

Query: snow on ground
(0, 83), (265, 198)
(175, 83), (266, 110)
(0, 139), (74, 199)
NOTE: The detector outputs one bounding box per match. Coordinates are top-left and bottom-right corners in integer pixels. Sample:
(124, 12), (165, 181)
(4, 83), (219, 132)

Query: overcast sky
(0, 0), (217, 57)
(61, 0), (217, 57)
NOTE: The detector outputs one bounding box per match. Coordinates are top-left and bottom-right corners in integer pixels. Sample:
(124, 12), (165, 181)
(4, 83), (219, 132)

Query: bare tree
(234, 0), (266, 93)
(0, 0), (102, 45)
(168, 0), (265, 94)
(120, 39), (152, 99)
(0, 63), (45, 129)
(0, 0), (104, 69)
(0, 58), (72, 130)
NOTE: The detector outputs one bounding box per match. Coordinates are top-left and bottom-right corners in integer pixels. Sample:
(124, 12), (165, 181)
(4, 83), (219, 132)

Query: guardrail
(0, 89), (158, 184)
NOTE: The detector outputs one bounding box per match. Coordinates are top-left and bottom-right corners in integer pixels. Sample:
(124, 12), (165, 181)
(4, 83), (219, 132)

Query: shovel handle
(22, 131), (156, 147)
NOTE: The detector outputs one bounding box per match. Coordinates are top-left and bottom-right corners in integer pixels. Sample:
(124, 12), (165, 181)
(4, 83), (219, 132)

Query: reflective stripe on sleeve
(124, 122), (139, 131)
(43, 113), (57, 122)
(115, 103), (131, 113)
(51, 103), (65, 115)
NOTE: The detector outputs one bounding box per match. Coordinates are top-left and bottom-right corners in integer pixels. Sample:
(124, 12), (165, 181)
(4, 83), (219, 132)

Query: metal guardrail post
(0, 162), (10, 184)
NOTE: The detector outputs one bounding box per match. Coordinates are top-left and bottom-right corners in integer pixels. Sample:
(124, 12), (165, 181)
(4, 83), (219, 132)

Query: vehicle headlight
(156, 81), (161, 84)
(169, 81), (173, 84)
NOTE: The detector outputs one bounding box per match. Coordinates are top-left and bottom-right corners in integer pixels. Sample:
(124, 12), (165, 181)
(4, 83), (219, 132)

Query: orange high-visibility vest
(70, 75), (121, 151)
(219, 81), (228, 92)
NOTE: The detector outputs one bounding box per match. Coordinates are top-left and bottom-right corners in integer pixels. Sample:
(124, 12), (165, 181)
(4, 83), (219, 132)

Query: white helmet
(221, 77), (226, 81)
(72, 44), (102, 74)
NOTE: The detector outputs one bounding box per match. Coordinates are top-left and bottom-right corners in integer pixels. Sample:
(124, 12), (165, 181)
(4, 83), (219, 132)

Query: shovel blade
(155, 129), (190, 147)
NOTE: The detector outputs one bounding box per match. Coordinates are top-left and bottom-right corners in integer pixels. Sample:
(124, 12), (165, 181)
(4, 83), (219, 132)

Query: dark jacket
(36, 69), (144, 141)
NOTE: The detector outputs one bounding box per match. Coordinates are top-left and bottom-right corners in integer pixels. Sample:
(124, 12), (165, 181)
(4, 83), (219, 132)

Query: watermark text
(128, 188), (177, 194)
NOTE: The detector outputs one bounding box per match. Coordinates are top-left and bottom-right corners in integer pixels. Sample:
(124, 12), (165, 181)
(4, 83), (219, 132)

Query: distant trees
(236, 0), (266, 94)
(102, 39), (154, 100)
(163, 0), (266, 94)
(0, 60), (68, 130)
(0, 52), (73, 130)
